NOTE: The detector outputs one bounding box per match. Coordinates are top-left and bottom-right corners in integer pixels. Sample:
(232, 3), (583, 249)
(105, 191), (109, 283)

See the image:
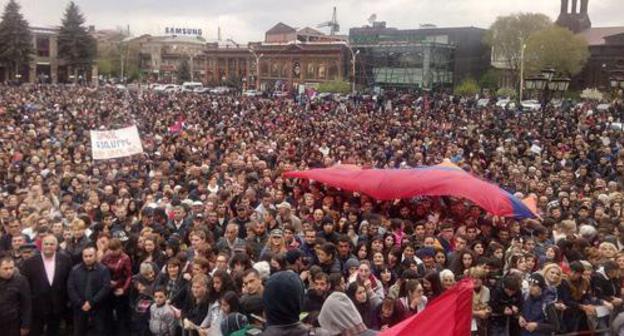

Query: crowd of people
(0, 83), (624, 336)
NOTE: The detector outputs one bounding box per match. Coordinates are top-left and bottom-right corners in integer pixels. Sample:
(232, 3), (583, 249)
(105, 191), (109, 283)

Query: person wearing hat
(519, 273), (558, 336)
(276, 202), (303, 234)
(259, 229), (288, 260)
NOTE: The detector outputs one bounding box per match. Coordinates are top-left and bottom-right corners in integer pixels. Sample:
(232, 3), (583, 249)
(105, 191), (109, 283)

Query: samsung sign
(165, 27), (203, 36)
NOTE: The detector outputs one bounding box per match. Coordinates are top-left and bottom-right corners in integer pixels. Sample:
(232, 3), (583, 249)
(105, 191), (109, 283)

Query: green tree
(95, 28), (128, 78)
(485, 13), (552, 78)
(454, 78), (480, 97)
(177, 58), (191, 83)
(496, 87), (517, 98)
(317, 80), (350, 94)
(525, 26), (590, 77)
(479, 68), (500, 90)
(58, 1), (96, 83)
(0, 0), (33, 80)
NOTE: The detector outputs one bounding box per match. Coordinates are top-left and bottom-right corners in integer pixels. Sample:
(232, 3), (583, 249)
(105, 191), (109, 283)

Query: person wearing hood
(519, 273), (558, 336)
(318, 292), (377, 336)
(259, 271), (311, 336)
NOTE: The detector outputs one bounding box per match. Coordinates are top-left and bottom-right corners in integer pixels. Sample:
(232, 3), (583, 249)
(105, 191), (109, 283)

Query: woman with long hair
(135, 234), (166, 274)
(259, 229), (288, 260)
(356, 241), (369, 261)
(398, 279), (428, 318)
(354, 260), (385, 300)
(346, 281), (382, 329)
(378, 265), (397, 297)
(450, 249), (476, 280)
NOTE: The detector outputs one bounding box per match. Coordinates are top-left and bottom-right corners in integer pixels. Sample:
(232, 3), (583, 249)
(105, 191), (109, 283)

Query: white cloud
(4, 0), (622, 42)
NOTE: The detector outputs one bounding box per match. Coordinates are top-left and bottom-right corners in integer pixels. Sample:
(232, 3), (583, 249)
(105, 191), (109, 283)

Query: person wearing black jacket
(260, 271), (311, 336)
(67, 246), (111, 336)
(558, 261), (598, 334)
(591, 261), (621, 333)
(20, 234), (73, 336)
(520, 273), (558, 336)
(0, 255), (32, 336)
(180, 273), (210, 336)
(154, 257), (188, 307)
(490, 274), (524, 336)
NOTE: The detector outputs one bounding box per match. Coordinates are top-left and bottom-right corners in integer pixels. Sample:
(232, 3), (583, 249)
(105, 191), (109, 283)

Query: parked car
(272, 91), (289, 98)
(243, 89), (262, 97)
(496, 99), (516, 110)
(521, 100), (542, 111)
(210, 86), (231, 94)
(193, 87), (212, 94)
(476, 98), (490, 108)
(182, 81), (203, 92)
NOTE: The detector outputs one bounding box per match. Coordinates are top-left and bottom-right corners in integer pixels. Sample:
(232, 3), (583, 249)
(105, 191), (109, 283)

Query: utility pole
(519, 42), (526, 101)
(345, 43), (359, 94)
(249, 48), (263, 90)
(190, 55), (194, 82)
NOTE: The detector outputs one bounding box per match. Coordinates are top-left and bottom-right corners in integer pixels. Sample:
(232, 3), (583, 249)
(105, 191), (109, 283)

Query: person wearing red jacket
(101, 238), (133, 336)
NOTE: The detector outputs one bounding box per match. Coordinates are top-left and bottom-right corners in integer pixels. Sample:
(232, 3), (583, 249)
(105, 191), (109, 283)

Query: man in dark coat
(20, 234), (73, 336)
(67, 245), (111, 336)
(490, 274), (524, 336)
(0, 255), (32, 336)
(260, 271), (311, 336)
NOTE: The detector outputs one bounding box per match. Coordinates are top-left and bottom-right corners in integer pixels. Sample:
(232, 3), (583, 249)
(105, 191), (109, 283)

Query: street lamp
(610, 76), (624, 90)
(524, 69), (570, 108)
(541, 68), (556, 81)
(343, 43), (359, 95)
(249, 48), (263, 90)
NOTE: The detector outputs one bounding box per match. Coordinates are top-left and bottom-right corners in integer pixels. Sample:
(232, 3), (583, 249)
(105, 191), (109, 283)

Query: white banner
(90, 125), (144, 160)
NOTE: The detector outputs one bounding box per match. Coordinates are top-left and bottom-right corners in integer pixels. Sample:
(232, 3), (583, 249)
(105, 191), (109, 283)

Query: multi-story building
(126, 34), (207, 83)
(202, 22), (350, 92)
(0, 25), (60, 83)
(556, 0), (624, 89)
(349, 22), (489, 89)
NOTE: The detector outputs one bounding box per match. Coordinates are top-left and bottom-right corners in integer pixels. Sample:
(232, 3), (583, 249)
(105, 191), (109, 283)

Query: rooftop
(579, 26), (624, 46)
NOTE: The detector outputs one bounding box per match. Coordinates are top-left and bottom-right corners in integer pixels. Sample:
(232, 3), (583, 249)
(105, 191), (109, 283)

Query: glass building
(350, 22), (489, 90)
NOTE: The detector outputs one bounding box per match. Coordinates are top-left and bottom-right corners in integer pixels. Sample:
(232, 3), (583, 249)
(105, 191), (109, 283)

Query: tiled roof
(579, 26), (624, 46)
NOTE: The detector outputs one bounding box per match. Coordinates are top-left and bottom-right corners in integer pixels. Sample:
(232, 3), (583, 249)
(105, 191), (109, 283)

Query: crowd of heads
(1, 84), (624, 335)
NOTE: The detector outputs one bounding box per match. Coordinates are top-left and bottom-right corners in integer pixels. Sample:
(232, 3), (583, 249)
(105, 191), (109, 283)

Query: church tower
(556, 0), (592, 33)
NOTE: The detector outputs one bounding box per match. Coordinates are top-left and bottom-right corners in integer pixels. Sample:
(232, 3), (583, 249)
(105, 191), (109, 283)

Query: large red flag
(380, 278), (474, 336)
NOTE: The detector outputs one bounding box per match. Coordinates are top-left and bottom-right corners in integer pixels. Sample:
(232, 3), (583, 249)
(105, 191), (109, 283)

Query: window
(307, 63), (316, 79)
(327, 63), (338, 80)
(271, 61), (280, 77)
(260, 61), (269, 76)
(318, 63), (326, 79)
(36, 37), (50, 57)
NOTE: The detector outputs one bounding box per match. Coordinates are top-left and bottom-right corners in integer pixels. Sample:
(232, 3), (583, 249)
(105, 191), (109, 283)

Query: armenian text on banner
(90, 125), (144, 160)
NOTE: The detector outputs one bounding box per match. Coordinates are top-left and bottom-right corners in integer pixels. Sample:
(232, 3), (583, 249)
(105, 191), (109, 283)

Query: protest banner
(90, 125), (143, 160)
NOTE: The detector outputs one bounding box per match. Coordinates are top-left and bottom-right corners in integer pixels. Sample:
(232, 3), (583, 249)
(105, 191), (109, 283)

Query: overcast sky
(7, 0), (623, 42)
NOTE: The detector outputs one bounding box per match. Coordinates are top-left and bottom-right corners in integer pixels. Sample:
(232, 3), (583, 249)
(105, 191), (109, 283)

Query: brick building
(556, 0), (624, 89)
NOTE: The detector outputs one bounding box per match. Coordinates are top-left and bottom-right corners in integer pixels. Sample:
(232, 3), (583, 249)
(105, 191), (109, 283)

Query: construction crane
(317, 7), (340, 35)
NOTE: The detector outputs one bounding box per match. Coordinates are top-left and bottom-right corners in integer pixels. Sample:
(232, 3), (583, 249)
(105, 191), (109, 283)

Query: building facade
(0, 26), (60, 83)
(127, 34), (207, 83)
(556, 0), (624, 89)
(349, 22), (489, 89)
(202, 23), (349, 92)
